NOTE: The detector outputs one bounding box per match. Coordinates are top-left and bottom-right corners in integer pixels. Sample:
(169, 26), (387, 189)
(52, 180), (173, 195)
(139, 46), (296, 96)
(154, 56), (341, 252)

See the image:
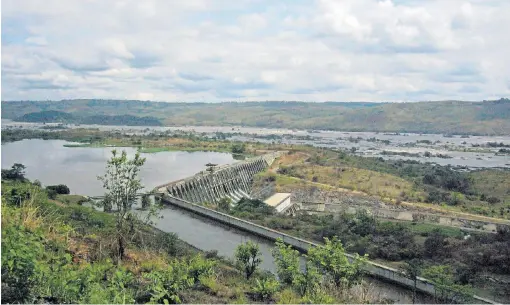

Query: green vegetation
(234, 241), (262, 279)
(3, 98), (510, 135)
(15, 110), (162, 126)
(1, 180), (223, 303)
(271, 239), (301, 286)
(307, 236), (367, 288)
(218, 202), (510, 301)
(46, 184), (70, 195)
(1, 128), (256, 158)
(1, 163), (27, 181)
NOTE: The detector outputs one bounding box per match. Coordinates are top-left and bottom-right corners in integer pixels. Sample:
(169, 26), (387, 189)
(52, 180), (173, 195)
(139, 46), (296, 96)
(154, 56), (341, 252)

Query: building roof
(264, 193), (291, 207)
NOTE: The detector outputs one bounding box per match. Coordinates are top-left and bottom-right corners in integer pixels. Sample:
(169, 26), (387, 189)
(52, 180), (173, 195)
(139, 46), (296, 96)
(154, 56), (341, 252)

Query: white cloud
(1, 0), (510, 102)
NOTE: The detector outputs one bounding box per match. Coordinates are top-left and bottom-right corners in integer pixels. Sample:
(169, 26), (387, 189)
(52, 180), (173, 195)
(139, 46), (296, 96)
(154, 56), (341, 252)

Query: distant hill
(18, 110), (74, 123)
(13, 110), (162, 126)
(2, 99), (509, 135)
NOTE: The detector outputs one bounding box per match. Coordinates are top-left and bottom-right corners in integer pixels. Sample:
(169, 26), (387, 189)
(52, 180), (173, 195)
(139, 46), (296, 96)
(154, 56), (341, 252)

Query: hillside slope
(2, 99), (509, 135)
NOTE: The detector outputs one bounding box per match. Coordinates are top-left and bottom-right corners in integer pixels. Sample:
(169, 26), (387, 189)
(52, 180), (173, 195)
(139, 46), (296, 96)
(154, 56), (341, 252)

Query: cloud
(2, 0), (510, 102)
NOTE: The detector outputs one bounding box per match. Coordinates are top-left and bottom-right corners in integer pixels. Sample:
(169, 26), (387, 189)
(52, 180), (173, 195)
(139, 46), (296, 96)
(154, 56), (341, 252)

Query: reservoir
(1, 139), (429, 303)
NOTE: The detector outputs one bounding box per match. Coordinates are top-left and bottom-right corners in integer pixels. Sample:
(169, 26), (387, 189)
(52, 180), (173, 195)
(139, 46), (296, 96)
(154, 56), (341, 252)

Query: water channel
(2, 139), (431, 303)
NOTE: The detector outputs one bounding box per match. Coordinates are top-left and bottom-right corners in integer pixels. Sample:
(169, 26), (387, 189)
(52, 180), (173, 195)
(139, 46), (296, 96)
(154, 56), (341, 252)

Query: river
(3, 120), (510, 168)
(1, 139), (429, 303)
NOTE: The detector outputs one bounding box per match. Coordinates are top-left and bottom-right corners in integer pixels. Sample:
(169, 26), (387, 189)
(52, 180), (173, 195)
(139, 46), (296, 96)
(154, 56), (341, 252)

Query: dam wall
(156, 152), (283, 204)
(159, 194), (495, 304)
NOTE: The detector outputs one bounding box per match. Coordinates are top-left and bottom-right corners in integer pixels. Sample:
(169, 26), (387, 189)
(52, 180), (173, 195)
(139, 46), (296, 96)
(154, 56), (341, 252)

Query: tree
(97, 149), (147, 262)
(46, 184), (70, 195)
(422, 265), (473, 303)
(293, 261), (322, 297)
(424, 229), (447, 258)
(1, 163), (26, 180)
(234, 241), (262, 279)
(307, 237), (367, 288)
(400, 259), (423, 304)
(231, 143), (246, 154)
(271, 238), (300, 286)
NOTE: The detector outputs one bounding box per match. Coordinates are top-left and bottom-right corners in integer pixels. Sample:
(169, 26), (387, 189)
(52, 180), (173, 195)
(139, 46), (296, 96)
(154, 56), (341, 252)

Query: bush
(234, 241), (262, 279)
(486, 196), (501, 204)
(231, 143), (246, 154)
(46, 184), (70, 195)
(232, 198), (275, 216)
(424, 229), (447, 258)
(252, 276), (280, 301)
(155, 232), (179, 256)
(188, 255), (216, 282)
(1, 163), (26, 181)
(1, 226), (44, 303)
(204, 250), (219, 259)
(8, 186), (32, 206)
(47, 189), (58, 200)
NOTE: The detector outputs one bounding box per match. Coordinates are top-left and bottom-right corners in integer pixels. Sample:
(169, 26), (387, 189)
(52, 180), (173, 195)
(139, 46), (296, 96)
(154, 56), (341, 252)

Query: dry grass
(294, 164), (424, 200)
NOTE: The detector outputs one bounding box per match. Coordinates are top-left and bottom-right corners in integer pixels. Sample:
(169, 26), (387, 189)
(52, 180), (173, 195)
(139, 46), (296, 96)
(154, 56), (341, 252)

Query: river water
(1, 139), (429, 303)
(1, 139), (234, 195)
(3, 120), (510, 168)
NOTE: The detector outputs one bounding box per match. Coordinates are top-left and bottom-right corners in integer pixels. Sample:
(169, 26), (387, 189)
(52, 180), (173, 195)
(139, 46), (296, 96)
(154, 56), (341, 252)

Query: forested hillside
(2, 99), (509, 135)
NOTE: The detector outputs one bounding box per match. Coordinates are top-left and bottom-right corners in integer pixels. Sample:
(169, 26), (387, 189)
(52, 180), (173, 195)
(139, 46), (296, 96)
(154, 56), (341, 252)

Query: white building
(264, 193), (292, 213)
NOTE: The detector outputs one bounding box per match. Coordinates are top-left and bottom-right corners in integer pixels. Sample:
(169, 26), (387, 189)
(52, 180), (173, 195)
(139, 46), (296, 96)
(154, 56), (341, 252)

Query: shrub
(1, 225), (44, 303)
(188, 255), (216, 282)
(271, 238), (300, 286)
(487, 196), (501, 204)
(234, 241), (262, 279)
(252, 276), (280, 301)
(46, 184), (70, 195)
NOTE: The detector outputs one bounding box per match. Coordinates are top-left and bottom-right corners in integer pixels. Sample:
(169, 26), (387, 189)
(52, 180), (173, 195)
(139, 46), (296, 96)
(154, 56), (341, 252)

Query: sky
(1, 0), (510, 102)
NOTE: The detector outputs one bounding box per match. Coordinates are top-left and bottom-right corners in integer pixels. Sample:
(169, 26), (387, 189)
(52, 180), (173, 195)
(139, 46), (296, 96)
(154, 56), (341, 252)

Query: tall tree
(97, 149), (146, 262)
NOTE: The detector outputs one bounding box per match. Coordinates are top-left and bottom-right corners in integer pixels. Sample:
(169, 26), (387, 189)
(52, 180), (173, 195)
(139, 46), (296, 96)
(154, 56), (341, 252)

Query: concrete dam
(156, 152), (284, 204)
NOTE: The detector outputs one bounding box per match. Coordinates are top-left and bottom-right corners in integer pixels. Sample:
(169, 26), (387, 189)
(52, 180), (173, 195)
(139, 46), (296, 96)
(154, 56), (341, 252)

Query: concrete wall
(160, 194), (495, 304)
(302, 202), (509, 233)
(157, 152), (284, 204)
(275, 196), (292, 213)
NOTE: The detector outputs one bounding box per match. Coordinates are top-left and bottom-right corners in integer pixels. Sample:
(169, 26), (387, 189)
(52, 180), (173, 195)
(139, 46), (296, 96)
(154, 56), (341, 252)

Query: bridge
(156, 151), (286, 205)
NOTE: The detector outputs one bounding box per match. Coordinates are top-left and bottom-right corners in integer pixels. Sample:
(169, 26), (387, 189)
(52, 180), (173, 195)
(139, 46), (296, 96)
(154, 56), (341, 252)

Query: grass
(399, 221), (465, 238)
(292, 164), (425, 200)
(469, 170), (510, 203)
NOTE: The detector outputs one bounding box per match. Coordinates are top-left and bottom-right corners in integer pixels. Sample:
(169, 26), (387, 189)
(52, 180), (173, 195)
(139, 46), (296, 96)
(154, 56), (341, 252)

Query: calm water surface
(1, 139), (234, 195)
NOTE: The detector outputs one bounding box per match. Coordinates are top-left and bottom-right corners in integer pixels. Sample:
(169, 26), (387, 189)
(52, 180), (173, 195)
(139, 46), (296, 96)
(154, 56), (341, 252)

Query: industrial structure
(156, 152), (297, 213)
